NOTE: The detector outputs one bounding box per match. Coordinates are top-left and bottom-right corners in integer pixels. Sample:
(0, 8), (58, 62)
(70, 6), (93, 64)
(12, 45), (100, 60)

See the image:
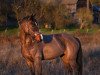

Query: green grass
(0, 27), (100, 36)
(0, 27), (19, 36)
(40, 28), (100, 34)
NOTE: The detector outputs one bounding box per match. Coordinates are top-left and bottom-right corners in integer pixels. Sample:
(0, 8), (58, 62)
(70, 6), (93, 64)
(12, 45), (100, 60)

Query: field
(0, 30), (100, 75)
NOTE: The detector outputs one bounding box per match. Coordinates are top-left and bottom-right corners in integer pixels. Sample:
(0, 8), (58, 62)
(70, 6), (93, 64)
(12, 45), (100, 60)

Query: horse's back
(54, 33), (80, 49)
(41, 33), (80, 60)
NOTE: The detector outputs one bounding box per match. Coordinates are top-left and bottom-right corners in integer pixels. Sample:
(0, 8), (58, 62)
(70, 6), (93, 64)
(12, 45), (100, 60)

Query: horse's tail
(75, 37), (83, 75)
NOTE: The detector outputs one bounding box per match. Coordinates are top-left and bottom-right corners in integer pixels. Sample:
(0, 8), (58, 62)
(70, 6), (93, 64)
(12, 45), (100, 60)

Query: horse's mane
(19, 16), (31, 42)
(19, 16), (30, 24)
(19, 14), (37, 25)
(22, 16), (30, 20)
(19, 16), (28, 45)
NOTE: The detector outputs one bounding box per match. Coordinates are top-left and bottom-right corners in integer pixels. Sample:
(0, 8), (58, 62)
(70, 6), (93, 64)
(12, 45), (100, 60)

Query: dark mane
(19, 15), (36, 25)
(23, 16), (30, 20)
(21, 16), (31, 22)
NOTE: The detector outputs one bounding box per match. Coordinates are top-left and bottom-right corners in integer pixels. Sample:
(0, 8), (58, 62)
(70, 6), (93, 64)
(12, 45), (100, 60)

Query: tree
(12, 0), (41, 20)
(40, 3), (68, 29)
(91, 0), (100, 4)
(0, 0), (7, 26)
(76, 8), (93, 29)
(12, 0), (70, 29)
(53, 5), (67, 29)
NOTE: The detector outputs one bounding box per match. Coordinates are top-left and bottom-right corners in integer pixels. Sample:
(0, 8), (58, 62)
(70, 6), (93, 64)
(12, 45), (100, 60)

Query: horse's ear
(31, 14), (36, 18)
(29, 14), (36, 20)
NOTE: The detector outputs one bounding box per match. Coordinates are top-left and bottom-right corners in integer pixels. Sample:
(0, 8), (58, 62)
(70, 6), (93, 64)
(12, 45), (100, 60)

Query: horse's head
(19, 14), (41, 42)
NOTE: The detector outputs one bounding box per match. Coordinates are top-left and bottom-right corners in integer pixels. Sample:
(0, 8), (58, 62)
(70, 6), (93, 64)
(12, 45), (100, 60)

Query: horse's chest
(26, 37), (32, 44)
(25, 36), (35, 47)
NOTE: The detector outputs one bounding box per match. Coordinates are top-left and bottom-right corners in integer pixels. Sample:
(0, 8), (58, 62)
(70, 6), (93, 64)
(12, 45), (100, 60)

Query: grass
(0, 32), (100, 75)
(0, 27), (99, 37)
(0, 26), (19, 36)
(40, 28), (100, 34)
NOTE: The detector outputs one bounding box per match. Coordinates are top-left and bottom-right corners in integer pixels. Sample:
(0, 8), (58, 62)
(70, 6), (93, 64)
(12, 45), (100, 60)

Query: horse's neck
(20, 30), (32, 46)
(20, 30), (25, 45)
(20, 29), (40, 49)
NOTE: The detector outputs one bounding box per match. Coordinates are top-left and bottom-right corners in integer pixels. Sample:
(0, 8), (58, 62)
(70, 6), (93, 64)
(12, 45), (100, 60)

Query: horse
(19, 15), (82, 75)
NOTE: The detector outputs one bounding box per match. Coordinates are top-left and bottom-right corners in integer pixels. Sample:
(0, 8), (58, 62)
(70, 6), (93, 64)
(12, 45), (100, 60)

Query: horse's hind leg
(26, 60), (35, 75)
(70, 61), (79, 75)
(61, 55), (73, 75)
(69, 54), (82, 75)
(62, 56), (79, 75)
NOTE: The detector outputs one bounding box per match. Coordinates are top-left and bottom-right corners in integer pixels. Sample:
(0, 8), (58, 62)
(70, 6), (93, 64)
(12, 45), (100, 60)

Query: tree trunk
(87, 0), (89, 10)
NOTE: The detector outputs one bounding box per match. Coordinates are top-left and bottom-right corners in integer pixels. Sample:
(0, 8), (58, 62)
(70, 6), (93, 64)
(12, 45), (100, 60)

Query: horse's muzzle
(34, 33), (42, 42)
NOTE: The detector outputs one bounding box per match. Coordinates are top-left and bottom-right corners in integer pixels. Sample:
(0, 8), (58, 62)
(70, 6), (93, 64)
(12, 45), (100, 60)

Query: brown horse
(19, 15), (82, 75)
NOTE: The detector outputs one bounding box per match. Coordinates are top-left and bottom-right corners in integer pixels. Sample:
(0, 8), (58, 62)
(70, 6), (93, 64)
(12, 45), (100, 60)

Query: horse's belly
(43, 45), (64, 60)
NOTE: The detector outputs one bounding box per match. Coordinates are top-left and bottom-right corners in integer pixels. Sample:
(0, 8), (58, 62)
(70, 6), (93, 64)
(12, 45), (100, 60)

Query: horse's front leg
(26, 59), (35, 75)
(34, 51), (42, 75)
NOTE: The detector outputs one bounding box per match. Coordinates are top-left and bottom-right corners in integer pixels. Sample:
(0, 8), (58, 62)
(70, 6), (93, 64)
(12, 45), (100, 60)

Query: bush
(0, 15), (7, 26)
(12, 0), (69, 29)
(76, 8), (93, 29)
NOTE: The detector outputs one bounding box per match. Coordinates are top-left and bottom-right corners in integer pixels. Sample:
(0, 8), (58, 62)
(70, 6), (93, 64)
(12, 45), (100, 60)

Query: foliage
(12, 0), (69, 29)
(0, 0), (7, 26)
(91, 0), (100, 5)
(1, 0), (97, 30)
(12, 0), (41, 20)
(0, 15), (6, 26)
(76, 8), (93, 29)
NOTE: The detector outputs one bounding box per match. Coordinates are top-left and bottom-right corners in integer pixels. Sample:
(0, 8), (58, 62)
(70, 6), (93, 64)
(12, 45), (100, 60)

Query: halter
(20, 15), (42, 42)
(27, 21), (42, 42)
(34, 33), (43, 42)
